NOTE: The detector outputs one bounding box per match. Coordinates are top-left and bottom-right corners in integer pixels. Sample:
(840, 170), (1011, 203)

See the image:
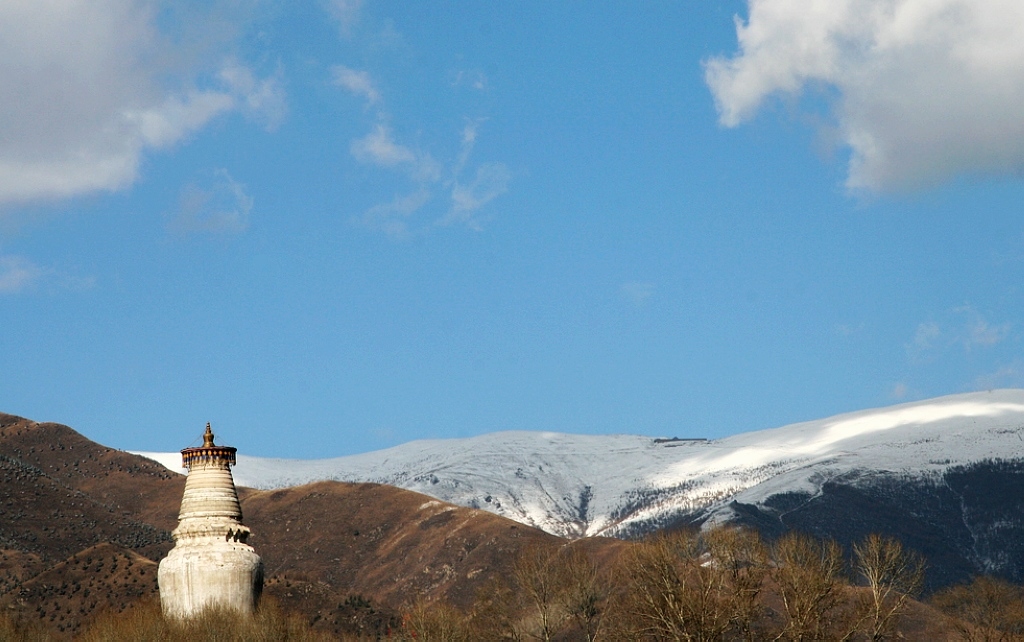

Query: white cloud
(0, 2), (282, 206)
(351, 124), (417, 167)
(461, 120), (480, 147)
(124, 91), (236, 149)
(958, 307), (1011, 350)
(326, 0), (363, 36)
(968, 319), (1009, 348)
(0, 256), (43, 293)
(900, 308), (1019, 396)
(453, 119), (482, 177)
(451, 69), (488, 91)
(706, 0), (1024, 191)
(974, 365), (1024, 391)
(357, 189), (432, 238)
(332, 65), (381, 106)
(350, 119), (510, 234)
(906, 321), (941, 359)
(166, 170), (252, 236)
(219, 61), (288, 132)
(905, 307), (1011, 359)
(341, 73), (508, 234)
(436, 119), (510, 229)
(445, 163), (512, 230)
(350, 124), (443, 185)
(0, 254), (94, 294)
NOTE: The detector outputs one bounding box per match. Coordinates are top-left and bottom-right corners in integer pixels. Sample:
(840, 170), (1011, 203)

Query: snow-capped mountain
(135, 390), (1024, 546)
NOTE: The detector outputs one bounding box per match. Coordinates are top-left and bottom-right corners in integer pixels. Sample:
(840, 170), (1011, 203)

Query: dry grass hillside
(243, 481), (593, 606)
(0, 413), (599, 638)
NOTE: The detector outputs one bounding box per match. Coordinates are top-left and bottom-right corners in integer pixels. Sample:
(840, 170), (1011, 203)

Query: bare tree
(770, 532), (845, 641)
(850, 534), (924, 640)
(402, 599), (473, 642)
(704, 527), (769, 641)
(469, 541), (608, 641)
(471, 572), (525, 641)
(513, 542), (571, 642)
(561, 545), (605, 642)
(617, 530), (743, 642)
(932, 576), (1024, 642)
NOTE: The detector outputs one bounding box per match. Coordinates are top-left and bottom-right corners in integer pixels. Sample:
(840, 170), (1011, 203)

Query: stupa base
(158, 541), (263, 619)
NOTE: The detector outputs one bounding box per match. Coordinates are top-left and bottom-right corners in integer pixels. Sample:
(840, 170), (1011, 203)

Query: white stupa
(158, 423), (263, 618)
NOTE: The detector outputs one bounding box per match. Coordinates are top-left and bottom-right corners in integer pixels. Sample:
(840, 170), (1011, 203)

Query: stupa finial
(180, 422), (235, 470)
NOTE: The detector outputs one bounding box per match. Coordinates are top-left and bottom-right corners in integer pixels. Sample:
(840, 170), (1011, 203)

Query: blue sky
(3, 1), (1024, 458)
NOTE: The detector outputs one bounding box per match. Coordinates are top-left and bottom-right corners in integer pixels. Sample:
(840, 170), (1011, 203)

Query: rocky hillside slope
(0, 413), (580, 638)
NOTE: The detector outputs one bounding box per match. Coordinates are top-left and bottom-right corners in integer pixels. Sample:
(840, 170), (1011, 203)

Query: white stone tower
(158, 423), (263, 618)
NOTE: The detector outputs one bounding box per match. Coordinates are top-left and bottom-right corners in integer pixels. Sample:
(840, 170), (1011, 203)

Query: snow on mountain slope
(133, 390), (1024, 538)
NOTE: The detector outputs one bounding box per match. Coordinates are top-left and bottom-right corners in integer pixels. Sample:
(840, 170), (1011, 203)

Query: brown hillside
(241, 480), (585, 609)
(0, 414), (178, 581)
(9, 543), (159, 637)
(0, 413), (183, 532)
(0, 412), (597, 638)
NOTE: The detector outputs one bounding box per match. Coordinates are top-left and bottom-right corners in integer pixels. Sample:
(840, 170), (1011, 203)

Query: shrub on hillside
(460, 528), (929, 641)
(932, 576), (1024, 641)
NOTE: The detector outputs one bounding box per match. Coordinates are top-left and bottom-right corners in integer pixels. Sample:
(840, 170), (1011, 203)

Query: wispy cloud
(330, 7), (509, 237)
(959, 308), (1011, 350)
(706, 0), (1024, 192)
(0, 255), (94, 294)
(974, 364), (1024, 391)
(350, 124), (442, 183)
(906, 321), (942, 361)
(350, 124), (417, 167)
(219, 61), (288, 132)
(166, 170), (253, 237)
(965, 317), (1011, 350)
(325, 0), (364, 36)
(347, 115), (508, 235)
(429, 119), (511, 230)
(450, 69), (488, 91)
(0, 256), (43, 294)
(454, 119), (481, 174)
(332, 65), (381, 106)
(900, 306), (1018, 395)
(905, 307), (1011, 360)
(0, 3), (283, 206)
(443, 163), (512, 230)
(357, 189), (432, 239)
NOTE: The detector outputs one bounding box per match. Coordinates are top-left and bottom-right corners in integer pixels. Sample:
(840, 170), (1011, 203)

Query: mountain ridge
(135, 389), (1024, 541)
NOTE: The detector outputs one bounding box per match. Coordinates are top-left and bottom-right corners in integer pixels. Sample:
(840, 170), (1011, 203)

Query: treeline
(5, 527), (1024, 640)
(402, 529), (1024, 641)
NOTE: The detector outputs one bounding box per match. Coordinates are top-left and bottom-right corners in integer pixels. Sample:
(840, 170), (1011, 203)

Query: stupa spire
(158, 423), (263, 618)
